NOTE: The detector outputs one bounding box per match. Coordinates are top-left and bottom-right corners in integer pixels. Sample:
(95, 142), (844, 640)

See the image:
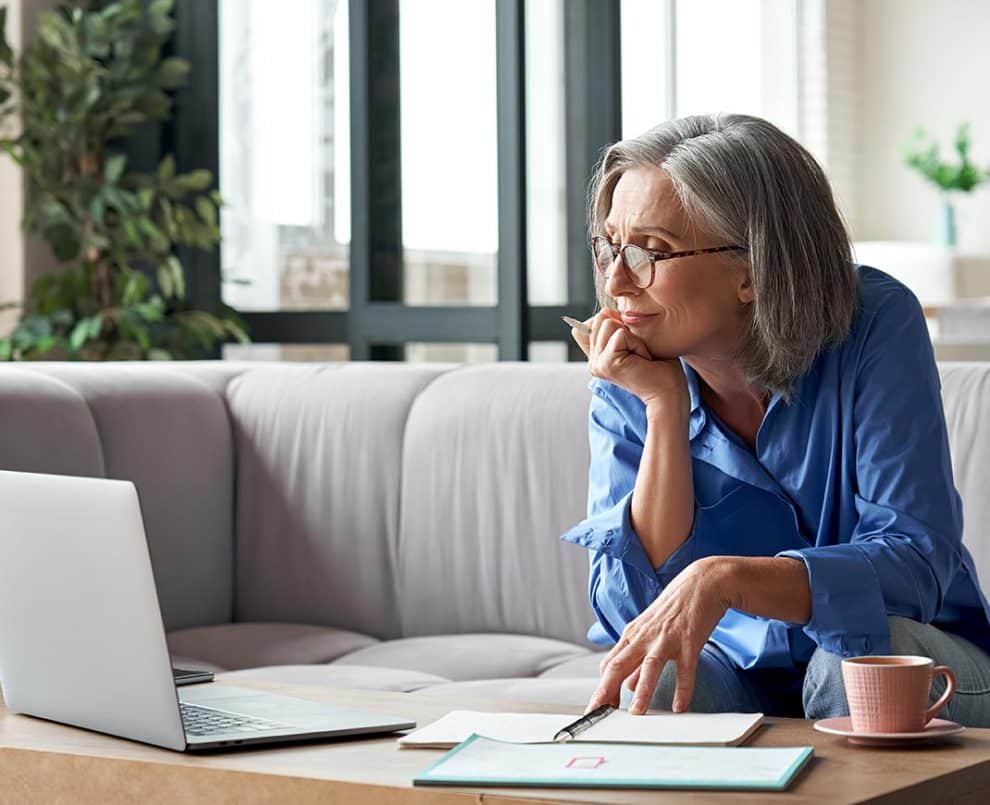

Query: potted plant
(0, 0), (248, 361)
(900, 122), (990, 248)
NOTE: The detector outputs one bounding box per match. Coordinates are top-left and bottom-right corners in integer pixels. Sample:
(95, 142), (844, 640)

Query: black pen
(552, 704), (615, 743)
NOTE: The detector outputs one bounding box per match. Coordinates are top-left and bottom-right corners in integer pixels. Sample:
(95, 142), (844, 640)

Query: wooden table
(2, 678), (989, 803)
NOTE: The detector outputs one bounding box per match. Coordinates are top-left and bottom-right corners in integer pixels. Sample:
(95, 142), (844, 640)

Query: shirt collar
(679, 358), (789, 442)
(679, 359), (706, 440)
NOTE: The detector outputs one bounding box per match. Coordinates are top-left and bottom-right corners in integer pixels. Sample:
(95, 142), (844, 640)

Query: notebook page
(579, 710), (763, 745)
(398, 710), (573, 747)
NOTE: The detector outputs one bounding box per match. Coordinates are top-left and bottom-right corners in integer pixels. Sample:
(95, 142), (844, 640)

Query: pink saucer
(813, 716), (964, 746)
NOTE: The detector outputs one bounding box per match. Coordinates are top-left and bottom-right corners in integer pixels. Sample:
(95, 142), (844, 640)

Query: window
(621, 0), (800, 140)
(218, 0), (350, 312)
(171, 0), (622, 362)
(400, 0), (498, 307)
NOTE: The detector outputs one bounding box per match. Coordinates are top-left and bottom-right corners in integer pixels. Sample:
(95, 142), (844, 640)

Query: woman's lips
(620, 313), (657, 325)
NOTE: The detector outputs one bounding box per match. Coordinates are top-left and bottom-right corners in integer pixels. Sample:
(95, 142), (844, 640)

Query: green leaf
(121, 271), (147, 305)
(11, 325), (35, 352)
(69, 319), (90, 352)
(157, 154), (175, 182)
(121, 219), (141, 246)
(156, 56), (190, 89)
(21, 314), (52, 339)
(104, 153), (127, 184)
(195, 196), (217, 227)
(224, 319), (251, 344)
(0, 339), (12, 361)
(174, 169), (212, 191)
(89, 195), (106, 225)
(157, 263), (174, 298)
(138, 217), (167, 251)
(135, 302), (164, 321)
(87, 313), (103, 339)
(166, 255), (186, 298)
(148, 347), (172, 361)
(51, 308), (74, 328)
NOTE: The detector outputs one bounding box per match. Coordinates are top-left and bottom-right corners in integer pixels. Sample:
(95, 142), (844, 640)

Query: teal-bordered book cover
(413, 733), (814, 791)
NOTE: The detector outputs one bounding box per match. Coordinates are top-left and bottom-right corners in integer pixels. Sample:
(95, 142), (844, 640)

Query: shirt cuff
(777, 545), (891, 656)
(561, 491), (654, 579)
(561, 491), (698, 582)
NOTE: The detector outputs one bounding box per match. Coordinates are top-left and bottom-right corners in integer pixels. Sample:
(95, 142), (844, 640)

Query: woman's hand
(586, 556), (733, 715)
(569, 310), (688, 411)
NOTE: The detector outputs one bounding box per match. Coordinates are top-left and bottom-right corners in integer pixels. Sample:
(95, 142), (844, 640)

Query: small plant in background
(900, 123), (990, 246)
(0, 0), (249, 361)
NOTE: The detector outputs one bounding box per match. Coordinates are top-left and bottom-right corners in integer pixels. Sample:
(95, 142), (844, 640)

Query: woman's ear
(736, 267), (755, 304)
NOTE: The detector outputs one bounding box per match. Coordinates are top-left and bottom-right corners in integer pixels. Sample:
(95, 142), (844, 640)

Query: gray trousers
(621, 617), (990, 726)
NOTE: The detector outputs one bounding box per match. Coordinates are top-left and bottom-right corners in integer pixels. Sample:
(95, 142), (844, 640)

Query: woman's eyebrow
(603, 222), (679, 239)
(632, 224), (680, 239)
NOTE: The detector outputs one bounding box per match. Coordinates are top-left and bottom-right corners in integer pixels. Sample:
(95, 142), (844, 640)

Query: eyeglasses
(590, 236), (745, 289)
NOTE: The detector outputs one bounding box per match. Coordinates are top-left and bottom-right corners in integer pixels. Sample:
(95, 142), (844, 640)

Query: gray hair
(588, 113), (858, 398)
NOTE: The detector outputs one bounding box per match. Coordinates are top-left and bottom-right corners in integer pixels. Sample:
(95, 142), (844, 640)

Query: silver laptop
(0, 469), (415, 751)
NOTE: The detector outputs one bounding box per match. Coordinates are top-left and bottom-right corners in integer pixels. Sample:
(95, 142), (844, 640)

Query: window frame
(170, 0), (620, 361)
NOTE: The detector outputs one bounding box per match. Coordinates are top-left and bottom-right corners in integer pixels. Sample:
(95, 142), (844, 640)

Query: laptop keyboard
(180, 702), (292, 737)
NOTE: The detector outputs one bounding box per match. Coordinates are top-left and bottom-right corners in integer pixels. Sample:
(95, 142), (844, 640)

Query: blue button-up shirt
(561, 266), (990, 670)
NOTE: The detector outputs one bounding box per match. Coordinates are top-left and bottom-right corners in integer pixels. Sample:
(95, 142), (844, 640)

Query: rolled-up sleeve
(778, 289), (963, 657)
(561, 381), (698, 644)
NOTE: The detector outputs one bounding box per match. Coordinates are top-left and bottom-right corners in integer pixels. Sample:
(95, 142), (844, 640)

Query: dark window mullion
(495, 0), (527, 361)
(349, 0), (403, 360)
(564, 0), (621, 338)
(171, 0), (221, 324)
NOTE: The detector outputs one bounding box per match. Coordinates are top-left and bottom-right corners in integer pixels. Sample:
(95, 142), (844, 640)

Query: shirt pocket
(692, 473), (809, 559)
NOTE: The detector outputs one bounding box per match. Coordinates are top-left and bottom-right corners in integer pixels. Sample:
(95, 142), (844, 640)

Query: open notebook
(398, 709), (764, 749)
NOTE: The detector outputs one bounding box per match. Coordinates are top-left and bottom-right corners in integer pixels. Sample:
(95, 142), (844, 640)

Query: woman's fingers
(630, 653), (666, 715)
(569, 325), (591, 358)
(588, 644), (642, 713)
(592, 315), (621, 354)
(624, 667), (640, 691)
(671, 655), (699, 714)
(600, 630), (633, 675)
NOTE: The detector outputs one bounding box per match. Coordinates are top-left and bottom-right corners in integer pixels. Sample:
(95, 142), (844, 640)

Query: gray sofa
(2, 360), (989, 708)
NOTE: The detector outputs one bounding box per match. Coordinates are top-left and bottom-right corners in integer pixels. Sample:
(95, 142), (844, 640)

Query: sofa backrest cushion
(226, 363), (450, 639)
(396, 363), (594, 646)
(940, 363), (990, 591)
(0, 364), (238, 630)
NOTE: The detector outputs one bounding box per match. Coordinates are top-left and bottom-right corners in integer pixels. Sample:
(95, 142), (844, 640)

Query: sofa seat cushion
(214, 664), (450, 692)
(331, 634), (591, 681)
(538, 652), (607, 678)
(411, 678), (599, 709)
(167, 623), (377, 671)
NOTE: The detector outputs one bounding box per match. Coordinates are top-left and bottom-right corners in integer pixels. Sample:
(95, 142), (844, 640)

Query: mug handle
(924, 665), (957, 724)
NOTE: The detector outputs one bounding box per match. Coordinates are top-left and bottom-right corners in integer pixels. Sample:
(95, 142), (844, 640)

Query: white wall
(857, 0), (990, 250)
(0, 1), (25, 336)
(0, 0), (57, 337)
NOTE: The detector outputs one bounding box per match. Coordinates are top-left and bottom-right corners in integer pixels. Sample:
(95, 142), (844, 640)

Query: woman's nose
(604, 254), (637, 298)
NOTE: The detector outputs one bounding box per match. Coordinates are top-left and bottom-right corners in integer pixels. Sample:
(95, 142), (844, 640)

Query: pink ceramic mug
(841, 655), (957, 733)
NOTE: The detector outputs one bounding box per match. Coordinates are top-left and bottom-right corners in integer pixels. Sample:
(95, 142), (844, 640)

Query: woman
(562, 113), (990, 724)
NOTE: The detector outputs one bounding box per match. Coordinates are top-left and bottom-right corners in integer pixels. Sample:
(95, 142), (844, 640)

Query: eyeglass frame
(589, 235), (745, 289)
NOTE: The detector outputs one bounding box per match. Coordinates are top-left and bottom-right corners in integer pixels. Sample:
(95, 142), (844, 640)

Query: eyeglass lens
(592, 239), (652, 287)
